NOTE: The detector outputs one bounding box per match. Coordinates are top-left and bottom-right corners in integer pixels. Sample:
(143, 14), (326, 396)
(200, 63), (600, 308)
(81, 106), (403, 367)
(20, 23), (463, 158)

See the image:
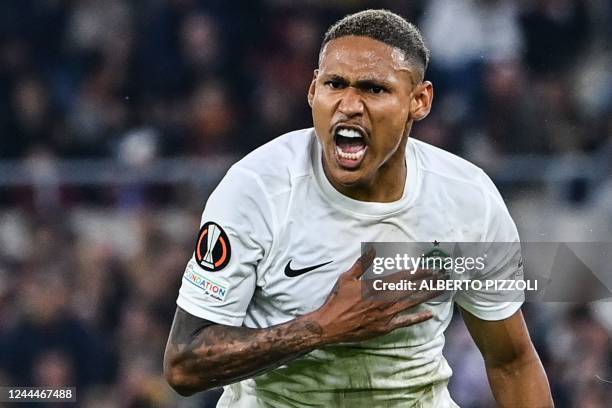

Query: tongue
(336, 136), (365, 153)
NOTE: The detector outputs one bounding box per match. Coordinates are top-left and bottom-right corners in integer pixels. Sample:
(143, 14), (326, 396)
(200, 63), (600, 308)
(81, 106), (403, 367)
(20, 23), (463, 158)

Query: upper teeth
(337, 128), (362, 138)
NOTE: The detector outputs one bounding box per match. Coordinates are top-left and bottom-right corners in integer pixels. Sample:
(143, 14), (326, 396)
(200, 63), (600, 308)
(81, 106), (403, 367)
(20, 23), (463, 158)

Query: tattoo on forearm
(166, 309), (324, 390)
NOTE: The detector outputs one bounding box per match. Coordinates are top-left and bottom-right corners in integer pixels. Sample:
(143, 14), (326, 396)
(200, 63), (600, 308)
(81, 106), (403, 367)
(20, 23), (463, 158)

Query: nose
(337, 87), (364, 117)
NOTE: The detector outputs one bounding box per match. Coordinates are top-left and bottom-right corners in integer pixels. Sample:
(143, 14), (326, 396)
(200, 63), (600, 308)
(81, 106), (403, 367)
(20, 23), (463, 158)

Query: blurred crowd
(0, 208), (198, 406)
(1, 0), (611, 407)
(1, 0), (611, 162)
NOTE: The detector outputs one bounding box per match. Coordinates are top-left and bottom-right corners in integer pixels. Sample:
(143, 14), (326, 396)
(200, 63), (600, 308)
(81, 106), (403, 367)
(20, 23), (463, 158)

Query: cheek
(311, 95), (335, 126)
(313, 91), (336, 110)
(370, 102), (410, 146)
(311, 102), (326, 127)
(311, 103), (331, 143)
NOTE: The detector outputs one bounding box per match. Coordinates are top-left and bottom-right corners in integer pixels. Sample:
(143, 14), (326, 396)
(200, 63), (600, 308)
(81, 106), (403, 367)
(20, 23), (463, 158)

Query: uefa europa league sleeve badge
(195, 222), (232, 272)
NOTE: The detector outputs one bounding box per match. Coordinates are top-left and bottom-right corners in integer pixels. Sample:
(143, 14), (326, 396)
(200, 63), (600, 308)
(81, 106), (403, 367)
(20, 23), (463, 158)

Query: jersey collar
(311, 129), (421, 217)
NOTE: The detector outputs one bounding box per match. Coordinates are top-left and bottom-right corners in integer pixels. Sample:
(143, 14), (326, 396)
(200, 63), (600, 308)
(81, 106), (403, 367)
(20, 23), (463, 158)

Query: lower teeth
(336, 146), (365, 161)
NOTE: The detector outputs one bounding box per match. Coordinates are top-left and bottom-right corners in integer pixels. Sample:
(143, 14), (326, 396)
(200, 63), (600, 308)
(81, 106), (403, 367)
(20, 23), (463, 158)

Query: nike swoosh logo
(284, 259), (333, 277)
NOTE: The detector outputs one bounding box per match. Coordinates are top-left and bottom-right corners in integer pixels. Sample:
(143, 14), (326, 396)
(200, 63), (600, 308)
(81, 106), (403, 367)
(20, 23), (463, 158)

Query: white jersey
(177, 128), (523, 407)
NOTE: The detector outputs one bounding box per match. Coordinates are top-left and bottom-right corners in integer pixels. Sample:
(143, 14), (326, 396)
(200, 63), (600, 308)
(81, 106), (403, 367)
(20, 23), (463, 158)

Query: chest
(254, 192), (482, 315)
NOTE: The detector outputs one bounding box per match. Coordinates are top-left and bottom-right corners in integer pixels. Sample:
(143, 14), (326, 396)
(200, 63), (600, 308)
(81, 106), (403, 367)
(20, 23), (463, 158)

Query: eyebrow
(323, 74), (394, 89)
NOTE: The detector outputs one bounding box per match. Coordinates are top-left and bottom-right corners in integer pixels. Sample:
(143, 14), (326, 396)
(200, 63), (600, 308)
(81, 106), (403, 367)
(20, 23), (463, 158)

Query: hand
(311, 247), (445, 344)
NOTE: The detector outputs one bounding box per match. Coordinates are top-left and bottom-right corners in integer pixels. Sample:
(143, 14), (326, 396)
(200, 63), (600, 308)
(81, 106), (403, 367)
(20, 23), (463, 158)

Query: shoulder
(201, 131), (316, 243)
(411, 138), (504, 200)
(228, 128), (315, 195)
(411, 139), (516, 238)
(411, 139), (488, 187)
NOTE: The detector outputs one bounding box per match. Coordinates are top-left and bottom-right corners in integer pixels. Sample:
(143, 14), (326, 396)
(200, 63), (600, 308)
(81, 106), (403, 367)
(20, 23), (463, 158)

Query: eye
(368, 85), (385, 94)
(325, 80), (345, 90)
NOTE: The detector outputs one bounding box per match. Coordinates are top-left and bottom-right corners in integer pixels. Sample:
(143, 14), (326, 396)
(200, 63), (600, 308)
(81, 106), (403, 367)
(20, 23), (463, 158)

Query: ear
(307, 69), (319, 108)
(410, 81), (434, 121)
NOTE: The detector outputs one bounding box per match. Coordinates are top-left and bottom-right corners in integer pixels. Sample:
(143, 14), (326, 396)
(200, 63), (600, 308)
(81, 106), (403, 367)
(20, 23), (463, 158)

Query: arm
(461, 308), (554, 408)
(164, 251), (440, 395)
(163, 307), (325, 395)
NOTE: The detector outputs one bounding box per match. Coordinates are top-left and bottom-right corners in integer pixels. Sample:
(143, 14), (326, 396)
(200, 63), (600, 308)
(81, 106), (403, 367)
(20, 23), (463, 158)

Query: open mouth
(334, 127), (368, 169)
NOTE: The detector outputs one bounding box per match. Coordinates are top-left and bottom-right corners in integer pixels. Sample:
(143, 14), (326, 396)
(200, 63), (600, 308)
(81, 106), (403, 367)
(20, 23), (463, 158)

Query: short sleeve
(454, 171), (524, 321)
(177, 167), (274, 326)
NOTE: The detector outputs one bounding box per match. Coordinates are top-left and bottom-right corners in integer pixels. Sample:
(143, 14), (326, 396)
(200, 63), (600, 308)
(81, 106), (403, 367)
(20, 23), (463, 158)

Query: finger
(390, 310), (433, 328)
(343, 245), (376, 280)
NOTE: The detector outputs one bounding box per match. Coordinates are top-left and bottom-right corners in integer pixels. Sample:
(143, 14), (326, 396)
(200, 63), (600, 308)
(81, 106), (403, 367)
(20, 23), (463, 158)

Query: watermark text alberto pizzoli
(370, 253), (538, 292)
(373, 278), (538, 292)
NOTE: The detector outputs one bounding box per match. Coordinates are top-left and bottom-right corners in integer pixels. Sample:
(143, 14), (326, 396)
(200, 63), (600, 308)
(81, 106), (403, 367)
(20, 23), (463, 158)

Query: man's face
(308, 36), (431, 188)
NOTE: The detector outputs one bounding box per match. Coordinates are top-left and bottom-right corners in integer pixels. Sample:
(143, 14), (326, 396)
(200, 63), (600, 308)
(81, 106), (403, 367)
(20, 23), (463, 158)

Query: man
(164, 10), (553, 407)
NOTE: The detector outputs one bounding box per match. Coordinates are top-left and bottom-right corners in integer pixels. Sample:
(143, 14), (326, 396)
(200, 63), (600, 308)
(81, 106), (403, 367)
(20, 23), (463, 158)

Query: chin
(329, 165), (369, 187)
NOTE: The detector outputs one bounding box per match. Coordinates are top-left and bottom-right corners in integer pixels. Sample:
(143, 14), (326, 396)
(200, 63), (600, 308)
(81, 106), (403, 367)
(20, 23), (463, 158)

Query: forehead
(319, 36), (414, 80)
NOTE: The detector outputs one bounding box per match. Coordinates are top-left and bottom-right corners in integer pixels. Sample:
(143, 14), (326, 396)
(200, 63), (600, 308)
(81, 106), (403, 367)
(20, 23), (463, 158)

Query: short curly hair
(320, 9), (430, 77)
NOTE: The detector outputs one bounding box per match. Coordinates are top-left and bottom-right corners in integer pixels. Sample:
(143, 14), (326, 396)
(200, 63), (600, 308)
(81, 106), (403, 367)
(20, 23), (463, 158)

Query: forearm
(486, 350), (553, 408)
(164, 313), (325, 395)
(461, 309), (553, 407)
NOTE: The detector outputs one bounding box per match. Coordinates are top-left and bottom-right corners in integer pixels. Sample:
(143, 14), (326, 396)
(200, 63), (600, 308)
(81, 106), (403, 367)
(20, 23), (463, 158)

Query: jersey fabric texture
(177, 128), (523, 408)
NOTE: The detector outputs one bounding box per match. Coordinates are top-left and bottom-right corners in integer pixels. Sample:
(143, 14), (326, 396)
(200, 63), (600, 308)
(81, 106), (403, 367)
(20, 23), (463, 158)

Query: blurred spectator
(519, 0), (590, 75)
(2, 270), (111, 388)
(421, 0), (523, 122)
(180, 12), (226, 80)
(189, 80), (237, 156)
